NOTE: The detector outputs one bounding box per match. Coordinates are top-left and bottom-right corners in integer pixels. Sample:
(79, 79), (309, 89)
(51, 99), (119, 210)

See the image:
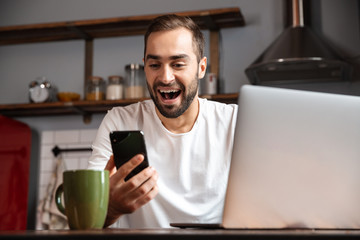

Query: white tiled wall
(38, 129), (97, 210)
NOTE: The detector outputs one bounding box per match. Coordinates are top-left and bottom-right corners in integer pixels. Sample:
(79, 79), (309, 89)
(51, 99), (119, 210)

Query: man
(88, 14), (238, 228)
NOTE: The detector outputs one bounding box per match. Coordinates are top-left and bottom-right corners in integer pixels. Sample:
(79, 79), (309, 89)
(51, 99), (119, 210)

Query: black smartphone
(110, 130), (149, 181)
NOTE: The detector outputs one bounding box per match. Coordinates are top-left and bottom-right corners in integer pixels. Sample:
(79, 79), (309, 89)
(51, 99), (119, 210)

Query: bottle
(106, 75), (124, 100)
(124, 64), (146, 99)
(86, 76), (105, 101)
(203, 72), (218, 95)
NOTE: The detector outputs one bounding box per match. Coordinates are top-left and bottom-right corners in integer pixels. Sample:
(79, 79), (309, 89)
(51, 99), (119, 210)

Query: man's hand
(103, 154), (159, 227)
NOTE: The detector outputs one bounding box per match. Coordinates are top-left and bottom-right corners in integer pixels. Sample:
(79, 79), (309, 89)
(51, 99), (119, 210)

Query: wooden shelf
(0, 8), (245, 45)
(0, 8), (244, 121)
(0, 94), (238, 118)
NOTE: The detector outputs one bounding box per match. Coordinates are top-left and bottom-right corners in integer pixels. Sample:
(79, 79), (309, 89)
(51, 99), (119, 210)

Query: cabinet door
(0, 116), (31, 230)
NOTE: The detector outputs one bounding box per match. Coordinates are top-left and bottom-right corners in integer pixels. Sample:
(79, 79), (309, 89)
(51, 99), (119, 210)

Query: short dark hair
(144, 14), (205, 62)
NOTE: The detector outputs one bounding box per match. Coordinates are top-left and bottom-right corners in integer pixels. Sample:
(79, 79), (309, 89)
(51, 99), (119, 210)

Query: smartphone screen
(110, 131), (149, 181)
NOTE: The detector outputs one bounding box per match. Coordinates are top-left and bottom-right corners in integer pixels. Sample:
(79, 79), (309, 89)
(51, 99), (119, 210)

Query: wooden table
(1, 228), (360, 239)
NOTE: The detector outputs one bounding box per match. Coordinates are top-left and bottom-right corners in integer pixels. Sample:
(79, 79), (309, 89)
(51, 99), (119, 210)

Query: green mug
(55, 169), (109, 230)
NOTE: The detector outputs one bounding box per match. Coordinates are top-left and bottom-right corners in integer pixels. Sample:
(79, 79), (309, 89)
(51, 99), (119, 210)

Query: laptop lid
(222, 85), (360, 229)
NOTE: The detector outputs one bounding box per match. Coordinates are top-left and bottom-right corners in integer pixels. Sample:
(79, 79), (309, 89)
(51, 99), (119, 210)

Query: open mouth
(159, 89), (181, 100)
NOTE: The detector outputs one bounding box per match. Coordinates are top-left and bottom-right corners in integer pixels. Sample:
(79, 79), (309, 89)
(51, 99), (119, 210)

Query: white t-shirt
(88, 98), (238, 228)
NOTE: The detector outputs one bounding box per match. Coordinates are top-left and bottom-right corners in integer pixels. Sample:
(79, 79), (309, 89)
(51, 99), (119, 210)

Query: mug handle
(55, 184), (66, 215)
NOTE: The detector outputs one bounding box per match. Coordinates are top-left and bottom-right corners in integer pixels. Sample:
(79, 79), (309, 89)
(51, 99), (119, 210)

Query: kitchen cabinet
(0, 8), (244, 121)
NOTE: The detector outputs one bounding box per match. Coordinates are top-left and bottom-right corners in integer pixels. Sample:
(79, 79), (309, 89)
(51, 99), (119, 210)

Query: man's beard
(147, 75), (199, 119)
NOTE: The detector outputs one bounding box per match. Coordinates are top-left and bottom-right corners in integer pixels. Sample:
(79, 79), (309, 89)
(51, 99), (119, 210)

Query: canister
(86, 76), (105, 101)
(125, 64), (146, 99)
(106, 75), (124, 100)
(203, 72), (218, 95)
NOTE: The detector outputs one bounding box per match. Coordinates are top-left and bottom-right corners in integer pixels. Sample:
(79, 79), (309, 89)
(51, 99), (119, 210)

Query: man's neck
(156, 97), (200, 134)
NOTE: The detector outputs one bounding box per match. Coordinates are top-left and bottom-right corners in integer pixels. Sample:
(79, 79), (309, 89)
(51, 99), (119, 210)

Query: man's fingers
(125, 167), (158, 200)
(111, 154), (144, 182)
(117, 173), (159, 214)
(134, 184), (159, 209)
(105, 155), (117, 176)
(126, 166), (157, 194)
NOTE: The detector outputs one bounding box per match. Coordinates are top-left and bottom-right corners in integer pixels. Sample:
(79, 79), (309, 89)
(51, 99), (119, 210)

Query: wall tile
(63, 157), (80, 171)
(40, 158), (55, 172)
(54, 130), (80, 144)
(79, 157), (90, 169)
(39, 172), (53, 188)
(41, 131), (54, 144)
(80, 129), (98, 144)
(40, 145), (55, 159)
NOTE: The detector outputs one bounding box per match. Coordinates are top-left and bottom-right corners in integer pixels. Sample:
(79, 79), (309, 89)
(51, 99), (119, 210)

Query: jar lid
(89, 76), (104, 84)
(108, 75), (124, 84)
(125, 64), (144, 70)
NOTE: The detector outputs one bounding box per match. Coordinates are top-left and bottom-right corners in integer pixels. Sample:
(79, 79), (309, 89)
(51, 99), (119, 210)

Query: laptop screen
(223, 85), (360, 229)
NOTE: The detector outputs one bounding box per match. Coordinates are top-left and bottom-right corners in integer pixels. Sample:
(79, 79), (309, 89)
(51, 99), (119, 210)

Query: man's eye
(149, 64), (160, 69)
(173, 63), (185, 68)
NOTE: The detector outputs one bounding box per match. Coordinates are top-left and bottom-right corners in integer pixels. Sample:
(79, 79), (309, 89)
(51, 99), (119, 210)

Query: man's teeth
(159, 89), (179, 93)
(159, 89), (181, 100)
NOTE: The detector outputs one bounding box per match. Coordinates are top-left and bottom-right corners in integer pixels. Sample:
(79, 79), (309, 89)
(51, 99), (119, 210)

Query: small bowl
(57, 92), (81, 102)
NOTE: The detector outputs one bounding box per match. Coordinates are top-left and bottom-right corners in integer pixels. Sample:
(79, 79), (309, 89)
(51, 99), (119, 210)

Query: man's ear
(198, 57), (207, 79)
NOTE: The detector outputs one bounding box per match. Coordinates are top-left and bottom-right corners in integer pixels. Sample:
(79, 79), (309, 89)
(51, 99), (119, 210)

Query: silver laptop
(172, 85), (360, 229)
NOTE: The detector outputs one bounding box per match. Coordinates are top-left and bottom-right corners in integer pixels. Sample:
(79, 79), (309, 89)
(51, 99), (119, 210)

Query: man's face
(144, 27), (206, 118)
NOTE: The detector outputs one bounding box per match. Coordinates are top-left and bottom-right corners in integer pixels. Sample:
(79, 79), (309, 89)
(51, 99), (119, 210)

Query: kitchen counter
(1, 228), (360, 240)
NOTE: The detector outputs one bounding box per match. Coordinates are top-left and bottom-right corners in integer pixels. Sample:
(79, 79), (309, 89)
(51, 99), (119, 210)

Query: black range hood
(245, 0), (352, 85)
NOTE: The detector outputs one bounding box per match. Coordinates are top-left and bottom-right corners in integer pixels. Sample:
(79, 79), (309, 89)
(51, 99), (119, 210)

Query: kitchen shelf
(0, 93), (238, 118)
(0, 7), (245, 81)
(0, 8), (244, 45)
(0, 7), (244, 121)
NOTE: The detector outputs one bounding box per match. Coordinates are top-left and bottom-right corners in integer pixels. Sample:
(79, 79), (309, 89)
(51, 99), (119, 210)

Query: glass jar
(125, 64), (146, 99)
(86, 76), (105, 101)
(106, 75), (124, 100)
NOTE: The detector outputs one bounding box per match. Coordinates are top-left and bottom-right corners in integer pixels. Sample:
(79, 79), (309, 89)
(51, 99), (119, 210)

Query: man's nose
(159, 65), (175, 83)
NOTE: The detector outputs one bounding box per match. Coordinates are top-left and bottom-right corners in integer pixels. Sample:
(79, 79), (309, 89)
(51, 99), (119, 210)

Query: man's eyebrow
(169, 54), (189, 60)
(145, 54), (190, 61)
(146, 54), (160, 61)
